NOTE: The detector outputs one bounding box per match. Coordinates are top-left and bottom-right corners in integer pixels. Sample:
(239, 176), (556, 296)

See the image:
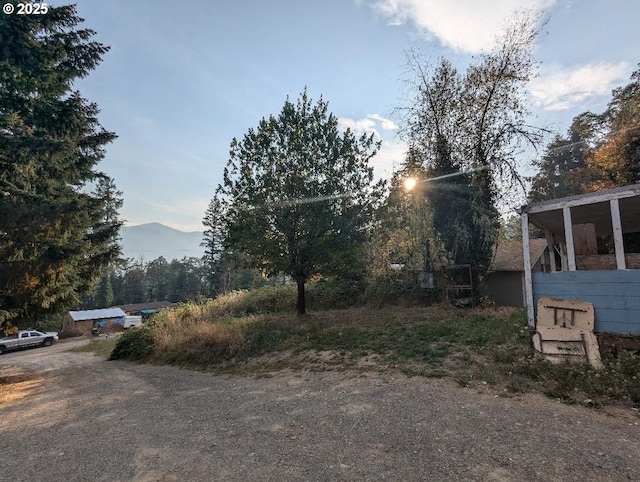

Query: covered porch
(518, 184), (640, 335)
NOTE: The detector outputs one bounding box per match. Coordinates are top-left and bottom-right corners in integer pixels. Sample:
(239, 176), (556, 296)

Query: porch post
(610, 198), (626, 269)
(521, 212), (535, 330)
(544, 230), (557, 272)
(562, 206), (576, 271)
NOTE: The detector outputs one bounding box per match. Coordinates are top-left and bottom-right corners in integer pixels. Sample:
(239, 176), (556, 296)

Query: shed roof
(67, 307), (126, 322)
(492, 239), (547, 272)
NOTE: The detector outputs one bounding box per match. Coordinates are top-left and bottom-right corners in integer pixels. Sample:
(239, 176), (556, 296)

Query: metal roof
(67, 308), (126, 322)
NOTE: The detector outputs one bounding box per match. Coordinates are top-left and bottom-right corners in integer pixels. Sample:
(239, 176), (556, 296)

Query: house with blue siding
(518, 184), (640, 336)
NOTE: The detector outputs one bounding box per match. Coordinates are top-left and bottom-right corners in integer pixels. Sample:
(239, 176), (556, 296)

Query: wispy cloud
(368, 113), (399, 130)
(338, 117), (379, 137)
(371, 139), (408, 180)
(368, 0), (555, 53)
(530, 61), (632, 111)
(338, 114), (405, 179)
(338, 113), (399, 139)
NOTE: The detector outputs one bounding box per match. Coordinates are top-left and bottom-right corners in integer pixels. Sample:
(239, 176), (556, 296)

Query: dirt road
(1, 341), (639, 481)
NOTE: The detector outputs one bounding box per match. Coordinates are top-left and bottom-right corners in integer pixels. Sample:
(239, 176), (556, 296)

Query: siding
(532, 270), (640, 335)
(487, 272), (524, 307)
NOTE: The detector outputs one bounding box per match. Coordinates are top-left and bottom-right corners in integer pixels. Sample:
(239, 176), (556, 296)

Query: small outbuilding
(62, 307), (126, 336)
(487, 239), (549, 307)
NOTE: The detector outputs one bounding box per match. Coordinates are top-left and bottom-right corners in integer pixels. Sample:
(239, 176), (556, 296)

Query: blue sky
(64, 0), (639, 231)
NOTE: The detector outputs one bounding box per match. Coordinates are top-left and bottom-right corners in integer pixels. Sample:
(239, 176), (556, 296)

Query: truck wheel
(43, 338), (53, 347)
(0, 345), (6, 355)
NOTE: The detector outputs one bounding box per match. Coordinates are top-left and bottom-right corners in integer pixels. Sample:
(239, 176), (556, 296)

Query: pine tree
(0, 3), (120, 331)
(218, 90), (383, 314)
(95, 275), (114, 308)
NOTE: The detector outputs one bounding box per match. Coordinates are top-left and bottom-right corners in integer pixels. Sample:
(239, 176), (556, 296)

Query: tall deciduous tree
(399, 11), (544, 289)
(0, 3), (119, 331)
(219, 90), (383, 314)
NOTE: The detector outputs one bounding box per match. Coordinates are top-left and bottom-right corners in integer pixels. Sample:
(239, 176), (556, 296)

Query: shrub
(307, 278), (366, 309)
(109, 326), (155, 361)
(364, 275), (422, 306)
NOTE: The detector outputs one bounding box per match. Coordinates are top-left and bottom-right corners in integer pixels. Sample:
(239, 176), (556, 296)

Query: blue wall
(532, 270), (640, 335)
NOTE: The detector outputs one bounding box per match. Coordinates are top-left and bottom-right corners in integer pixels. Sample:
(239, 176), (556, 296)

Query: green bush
(307, 278), (366, 309)
(109, 327), (155, 361)
(364, 275), (422, 306)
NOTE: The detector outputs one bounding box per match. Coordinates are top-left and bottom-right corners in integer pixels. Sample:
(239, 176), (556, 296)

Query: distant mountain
(120, 223), (204, 262)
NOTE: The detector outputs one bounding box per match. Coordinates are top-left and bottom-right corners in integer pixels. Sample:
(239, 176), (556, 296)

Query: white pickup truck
(0, 330), (59, 354)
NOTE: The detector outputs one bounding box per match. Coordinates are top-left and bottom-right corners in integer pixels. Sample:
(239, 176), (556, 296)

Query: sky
(60, 0), (640, 232)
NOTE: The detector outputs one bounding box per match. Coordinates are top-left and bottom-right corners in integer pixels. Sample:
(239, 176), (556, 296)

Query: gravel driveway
(1, 340), (639, 481)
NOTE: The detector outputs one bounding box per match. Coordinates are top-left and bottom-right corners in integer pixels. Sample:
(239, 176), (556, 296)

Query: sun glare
(404, 177), (417, 191)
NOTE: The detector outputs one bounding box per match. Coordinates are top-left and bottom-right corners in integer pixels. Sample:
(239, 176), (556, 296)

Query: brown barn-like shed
(61, 308), (126, 336)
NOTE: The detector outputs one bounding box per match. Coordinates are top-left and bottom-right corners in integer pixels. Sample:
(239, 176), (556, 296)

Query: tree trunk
(296, 277), (306, 315)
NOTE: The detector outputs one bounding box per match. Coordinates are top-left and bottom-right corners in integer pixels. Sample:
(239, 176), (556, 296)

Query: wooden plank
(521, 212), (535, 329)
(560, 244), (568, 271)
(610, 199), (626, 269)
(534, 295), (640, 311)
(590, 308), (640, 324)
(563, 207), (576, 271)
(572, 224), (597, 255)
(544, 230), (556, 272)
(577, 254), (640, 270)
(533, 282), (640, 298)
(595, 322), (640, 336)
(525, 184), (640, 214)
(533, 269), (640, 283)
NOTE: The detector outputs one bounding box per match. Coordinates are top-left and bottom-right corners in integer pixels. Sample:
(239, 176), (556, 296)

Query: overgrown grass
(109, 286), (640, 408)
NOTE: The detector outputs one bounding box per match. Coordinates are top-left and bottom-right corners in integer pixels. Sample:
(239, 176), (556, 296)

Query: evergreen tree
(587, 65), (640, 189)
(0, 3), (119, 331)
(529, 114), (596, 201)
(201, 193), (228, 296)
(123, 262), (146, 304)
(145, 256), (170, 301)
(218, 90), (383, 314)
(94, 274), (114, 308)
(529, 65), (640, 201)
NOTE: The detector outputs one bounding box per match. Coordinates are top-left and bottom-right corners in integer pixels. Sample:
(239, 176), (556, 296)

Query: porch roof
(518, 184), (640, 237)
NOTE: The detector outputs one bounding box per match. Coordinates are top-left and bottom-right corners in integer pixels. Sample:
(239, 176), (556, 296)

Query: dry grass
(108, 289), (640, 408)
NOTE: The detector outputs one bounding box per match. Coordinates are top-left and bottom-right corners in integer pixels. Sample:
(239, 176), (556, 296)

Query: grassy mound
(108, 285), (640, 408)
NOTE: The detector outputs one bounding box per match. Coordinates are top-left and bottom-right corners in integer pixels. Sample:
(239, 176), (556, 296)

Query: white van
(124, 315), (143, 329)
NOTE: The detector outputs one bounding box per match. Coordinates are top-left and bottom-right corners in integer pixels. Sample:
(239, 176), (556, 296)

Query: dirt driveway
(1, 341), (639, 481)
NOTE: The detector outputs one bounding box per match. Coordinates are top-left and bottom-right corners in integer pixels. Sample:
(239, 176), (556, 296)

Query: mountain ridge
(120, 223), (205, 262)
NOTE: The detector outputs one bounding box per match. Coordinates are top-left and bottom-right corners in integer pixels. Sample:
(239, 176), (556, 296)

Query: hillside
(120, 223), (204, 262)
